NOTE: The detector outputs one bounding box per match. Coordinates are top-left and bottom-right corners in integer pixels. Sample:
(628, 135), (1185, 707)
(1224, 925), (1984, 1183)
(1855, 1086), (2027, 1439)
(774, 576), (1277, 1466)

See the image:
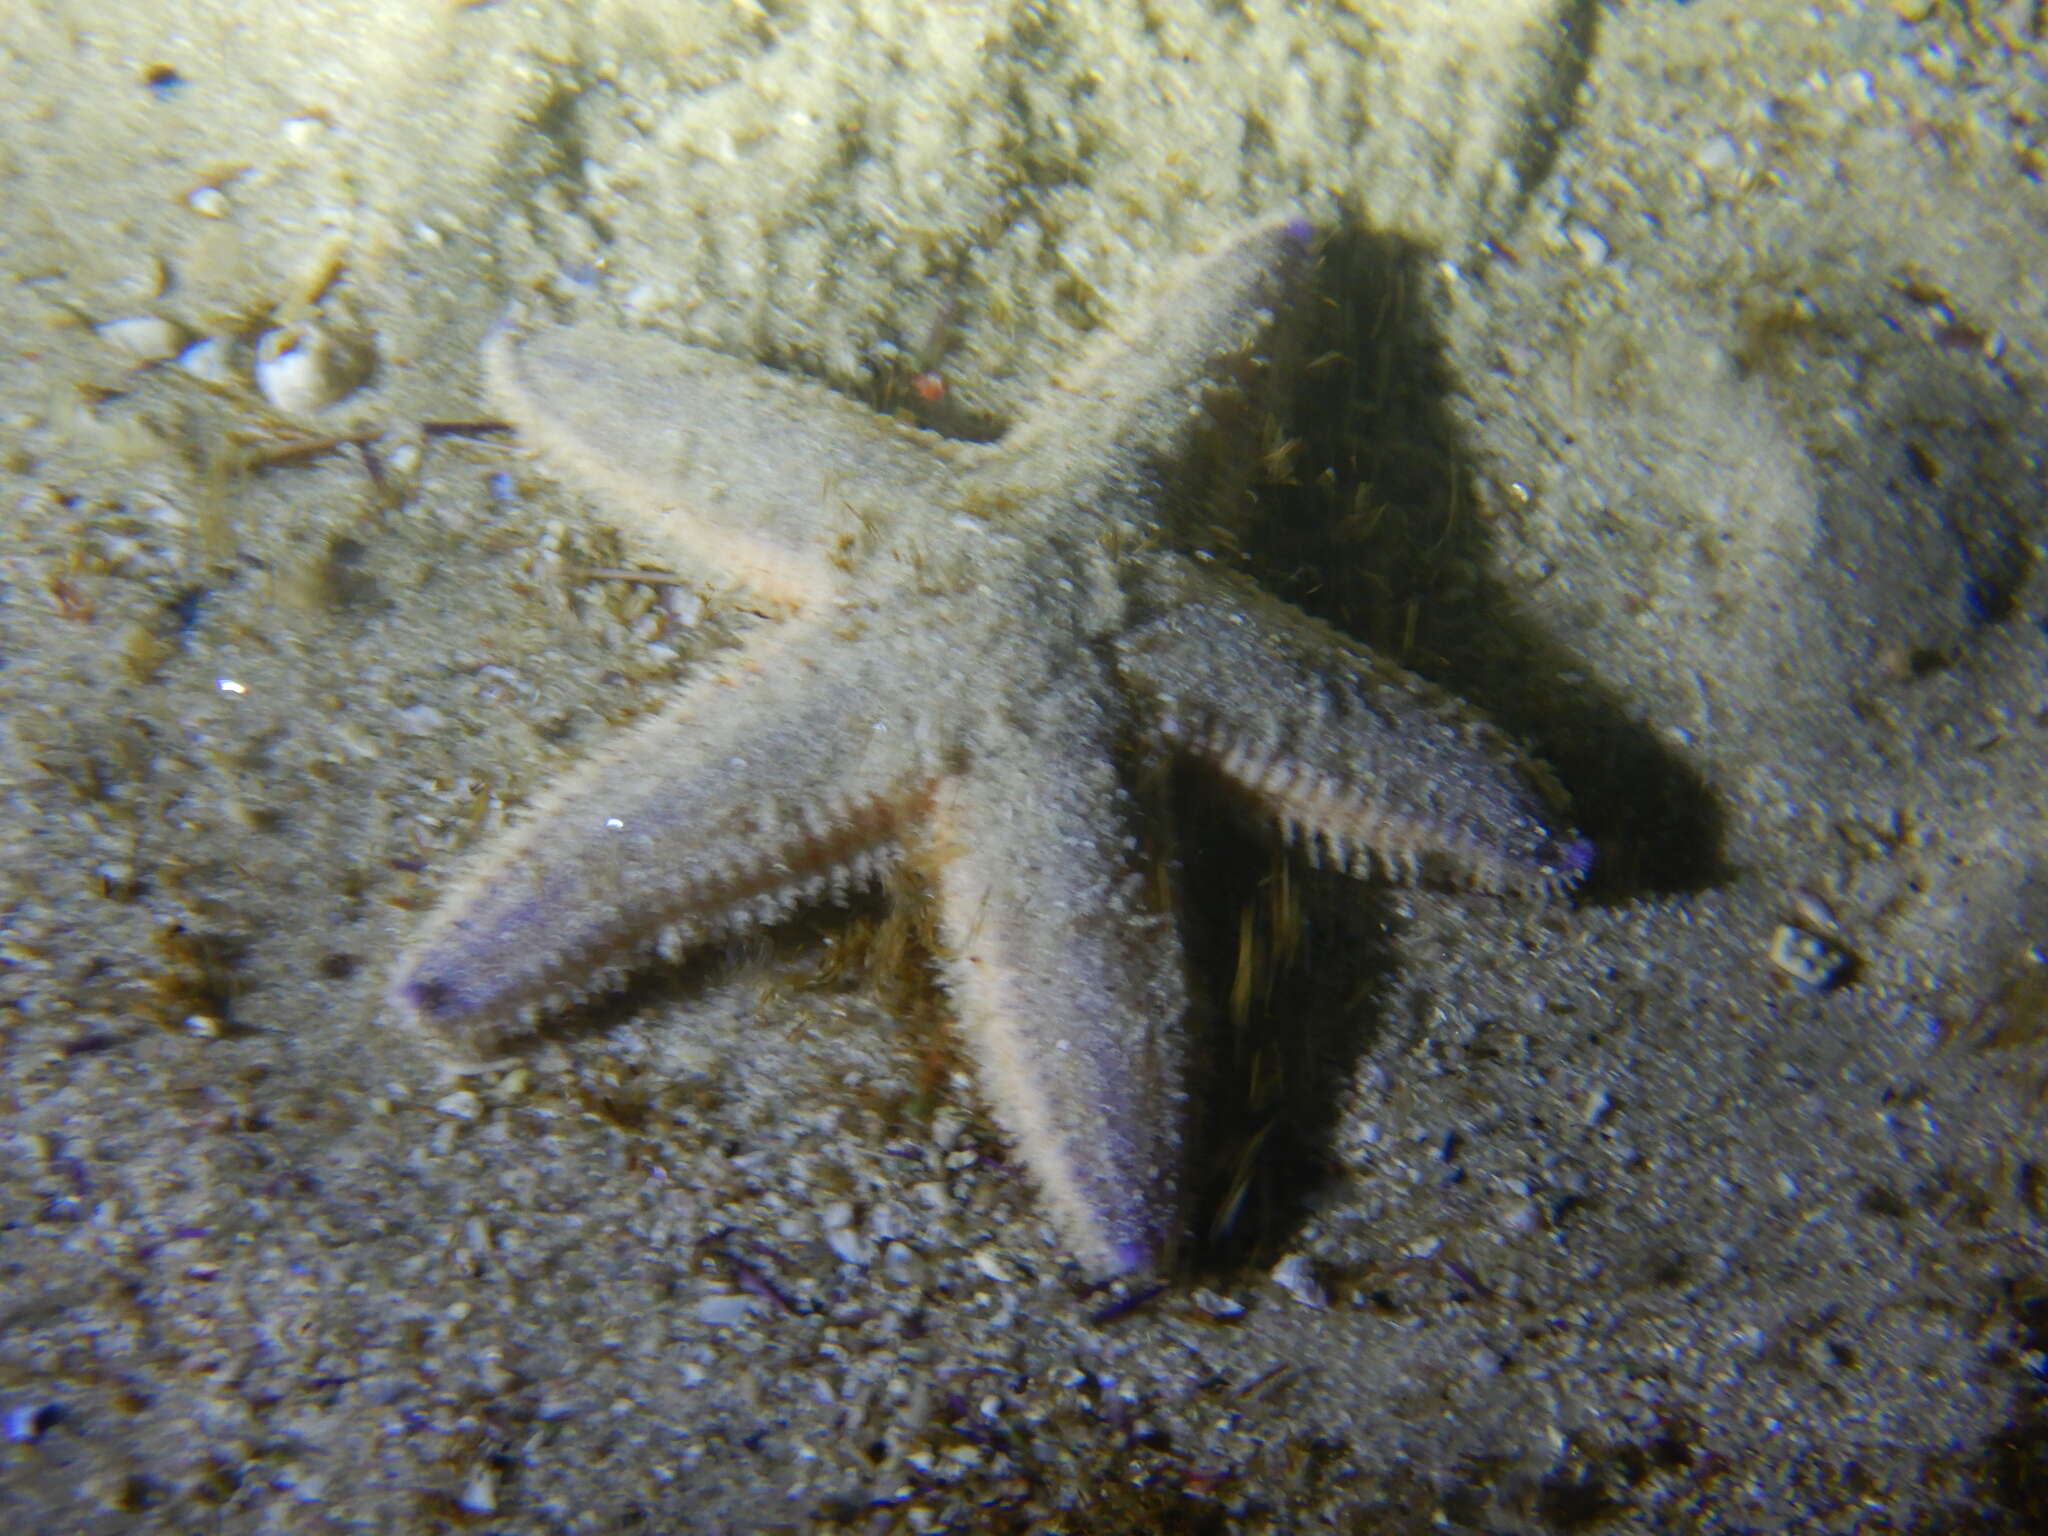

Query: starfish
(388, 214), (1589, 1276)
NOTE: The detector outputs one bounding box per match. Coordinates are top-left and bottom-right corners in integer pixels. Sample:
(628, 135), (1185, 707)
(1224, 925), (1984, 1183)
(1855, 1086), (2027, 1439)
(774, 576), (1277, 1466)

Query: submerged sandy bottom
(1, 2), (2044, 1529)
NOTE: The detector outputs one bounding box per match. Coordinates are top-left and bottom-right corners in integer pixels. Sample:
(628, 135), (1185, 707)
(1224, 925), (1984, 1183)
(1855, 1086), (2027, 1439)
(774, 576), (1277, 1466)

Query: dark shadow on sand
(1181, 221), (1723, 1277)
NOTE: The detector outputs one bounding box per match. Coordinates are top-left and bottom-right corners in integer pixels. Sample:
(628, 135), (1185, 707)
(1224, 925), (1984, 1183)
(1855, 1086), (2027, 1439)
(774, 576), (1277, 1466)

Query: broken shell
(96, 314), (186, 363)
(252, 322), (370, 413)
(289, 232), (350, 308)
(1768, 923), (1853, 991)
(125, 254), (172, 301)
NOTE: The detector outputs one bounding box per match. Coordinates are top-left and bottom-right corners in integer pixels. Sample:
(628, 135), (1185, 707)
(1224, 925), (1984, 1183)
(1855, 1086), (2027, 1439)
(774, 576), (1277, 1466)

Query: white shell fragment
(127, 254), (172, 301)
(1564, 218), (1610, 268)
(176, 335), (233, 384)
(253, 322), (370, 413)
(96, 314), (186, 363)
(1269, 1252), (1328, 1308)
(1192, 1287), (1247, 1319)
(1768, 923), (1853, 991)
(457, 1469), (497, 1516)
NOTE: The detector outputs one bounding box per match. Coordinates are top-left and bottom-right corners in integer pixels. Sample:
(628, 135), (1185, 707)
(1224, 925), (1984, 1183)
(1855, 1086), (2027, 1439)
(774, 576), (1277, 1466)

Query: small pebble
(694, 1292), (757, 1327)
(392, 704), (448, 737)
(1691, 132), (1741, 176)
(186, 185), (228, 218)
(825, 1225), (871, 1266)
(1191, 1287), (1247, 1320)
(820, 1201), (869, 1266)
(1500, 1197), (1541, 1236)
(881, 1241), (924, 1287)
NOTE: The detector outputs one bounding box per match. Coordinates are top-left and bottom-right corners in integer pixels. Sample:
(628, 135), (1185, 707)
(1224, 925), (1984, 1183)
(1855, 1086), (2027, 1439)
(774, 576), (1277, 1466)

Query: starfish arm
(924, 675), (1191, 1276)
(385, 215), (1598, 1276)
(991, 212), (1310, 498)
(485, 321), (968, 607)
(388, 620), (938, 1053)
(1118, 554), (1592, 894)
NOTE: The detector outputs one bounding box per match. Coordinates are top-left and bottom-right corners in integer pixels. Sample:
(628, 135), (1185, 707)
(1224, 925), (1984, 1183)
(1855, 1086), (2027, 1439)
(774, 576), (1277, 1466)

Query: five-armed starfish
(389, 215), (1588, 1275)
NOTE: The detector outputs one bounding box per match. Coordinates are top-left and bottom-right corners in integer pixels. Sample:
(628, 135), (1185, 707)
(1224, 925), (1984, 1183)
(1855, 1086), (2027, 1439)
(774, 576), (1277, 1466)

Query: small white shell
(96, 314), (186, 363)
(252, 322), (369, 413)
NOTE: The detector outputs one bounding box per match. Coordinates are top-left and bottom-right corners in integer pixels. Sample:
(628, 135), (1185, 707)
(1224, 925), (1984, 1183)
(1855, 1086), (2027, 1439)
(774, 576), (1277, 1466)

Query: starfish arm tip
(1553, 834), (1597, 885)
(1103, 1235), (1165, 1278)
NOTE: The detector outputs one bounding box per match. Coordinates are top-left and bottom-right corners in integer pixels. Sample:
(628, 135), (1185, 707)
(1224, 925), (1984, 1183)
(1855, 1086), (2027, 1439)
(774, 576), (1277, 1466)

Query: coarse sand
(2, 1), (2044, 1529)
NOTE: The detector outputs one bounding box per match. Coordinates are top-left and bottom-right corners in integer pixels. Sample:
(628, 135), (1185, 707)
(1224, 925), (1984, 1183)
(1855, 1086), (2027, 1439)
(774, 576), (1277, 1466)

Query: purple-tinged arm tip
(1106, 1237), (1160, 1277)
(1558, 836), (1596, 883)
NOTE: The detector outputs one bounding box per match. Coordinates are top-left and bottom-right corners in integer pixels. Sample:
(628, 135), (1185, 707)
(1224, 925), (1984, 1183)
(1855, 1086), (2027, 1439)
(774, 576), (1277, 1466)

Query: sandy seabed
(2, 1), (2045, 1530)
